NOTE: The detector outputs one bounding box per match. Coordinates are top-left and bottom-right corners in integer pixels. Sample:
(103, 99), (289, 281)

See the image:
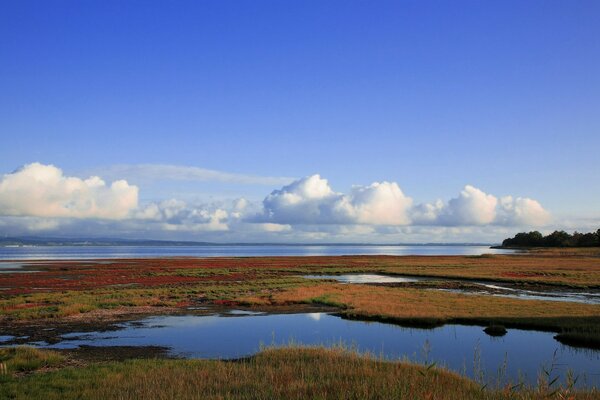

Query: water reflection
(304, 274), (423, 284)
(31, 312), (600, 388)
(0, 245), (513, 260)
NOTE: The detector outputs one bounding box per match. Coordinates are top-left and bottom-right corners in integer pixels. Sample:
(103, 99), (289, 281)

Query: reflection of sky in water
(0, 245), (513, 260)
(304, 274), (422, 284)
(441, 284), (600, 305)
(36, 313), (600, 388)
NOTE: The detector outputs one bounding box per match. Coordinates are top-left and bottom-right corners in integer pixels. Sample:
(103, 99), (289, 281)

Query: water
(459, 283), (600, 305)
(304, 274), (600, 305)
(0, 244), (512, 260)
(304, 274), (423, 284)
(29, 312), (599, 388)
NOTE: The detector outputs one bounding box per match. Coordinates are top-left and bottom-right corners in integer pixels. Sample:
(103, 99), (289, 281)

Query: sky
(0, 1), (599, 243)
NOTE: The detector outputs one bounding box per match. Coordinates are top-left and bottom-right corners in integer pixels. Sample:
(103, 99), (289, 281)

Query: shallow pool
(30, 312), (600, 388)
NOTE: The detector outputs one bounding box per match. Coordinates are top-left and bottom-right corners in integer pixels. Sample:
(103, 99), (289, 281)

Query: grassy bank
(2, 253), (599, 322)
(0, 346), (597, 400)
(1, 254), (600, 347)
(241, 282), (600, 335)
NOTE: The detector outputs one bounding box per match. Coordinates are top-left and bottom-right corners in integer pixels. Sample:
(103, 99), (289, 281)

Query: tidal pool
(0, 262), (33, 273)
(303, 274), (600, 305)
(32, 312), (600, 388)
(0, 335), (15, 343)
(303, 274), (423, 284)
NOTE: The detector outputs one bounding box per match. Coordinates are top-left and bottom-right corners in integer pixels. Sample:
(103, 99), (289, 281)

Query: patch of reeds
(0, 346), (598, 399)
(0, 346), (64, 373)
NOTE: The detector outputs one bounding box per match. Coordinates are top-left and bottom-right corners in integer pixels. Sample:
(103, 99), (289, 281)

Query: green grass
(0, 346), (64, 374)
(0, 275), (311, 320)
(1, 346), (598, 399)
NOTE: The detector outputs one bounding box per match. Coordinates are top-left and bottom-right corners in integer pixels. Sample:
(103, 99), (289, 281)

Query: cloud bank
(0, 163), (138, 219)
(256, 175), (413, 225)
(0, 164), (553, 241)
(255, 175), (549, 227)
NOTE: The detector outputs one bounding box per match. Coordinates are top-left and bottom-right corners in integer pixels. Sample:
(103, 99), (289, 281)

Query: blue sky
(0, 1), (599, 242)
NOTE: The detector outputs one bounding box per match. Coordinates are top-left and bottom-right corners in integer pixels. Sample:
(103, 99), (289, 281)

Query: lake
(0, 244), (512, 260)
(18, 311), (600, 388)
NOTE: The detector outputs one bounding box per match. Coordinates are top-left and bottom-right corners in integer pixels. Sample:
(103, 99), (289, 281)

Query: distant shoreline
(0, 239), (496, 247)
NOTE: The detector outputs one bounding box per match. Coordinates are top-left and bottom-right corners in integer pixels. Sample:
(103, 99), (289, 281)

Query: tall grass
(0, 346), (598, 399)
(0, 346), (64, 373)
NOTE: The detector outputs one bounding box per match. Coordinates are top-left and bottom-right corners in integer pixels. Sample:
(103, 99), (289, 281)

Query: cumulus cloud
(438, 185), (498, 226)
(256, 177), (549, 228)
(136, 199), (230, 231)
(260, 175), (338, 224)
(255, 175), (413, 225)
(412, 185), (549, 227)
(0, 163), (138, 219)
(497, 196), (551, 226)
(346, 182), (412, 225)
(0, 164), (553, 241)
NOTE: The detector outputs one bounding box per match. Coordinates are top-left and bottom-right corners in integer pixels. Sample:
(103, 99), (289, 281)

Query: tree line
(502, 229), (600, 248)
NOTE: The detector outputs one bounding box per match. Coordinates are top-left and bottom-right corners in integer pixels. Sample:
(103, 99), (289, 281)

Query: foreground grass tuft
(0, 346), (64, 374)
(0, 346), (598, 399)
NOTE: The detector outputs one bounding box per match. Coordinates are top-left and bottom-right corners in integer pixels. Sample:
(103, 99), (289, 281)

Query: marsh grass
(0, 346), (64, 373)
(0, 346), (598, 400)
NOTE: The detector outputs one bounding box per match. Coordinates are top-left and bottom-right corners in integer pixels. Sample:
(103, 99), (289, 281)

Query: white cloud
(136, 199), (230, 231)
(258, 178), (549, 228)
(257, 175), (412, 225)
(260, 174), (338, 224)
(411, 199), (444, 224)
(0, 163), (138, 219)
(95, 164), (294, 186)
(346, 182), (412, 225)
(0, 164), (554, 241)
(438, 185), (498, 225)
(412, 185), (549, 227)
(498, 196), (551, 226)
(258, 223), (292, 232)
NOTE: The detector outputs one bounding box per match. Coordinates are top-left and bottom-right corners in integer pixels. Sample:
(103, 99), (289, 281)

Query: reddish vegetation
(212, 299), (238, 306)
(2, 302), (47, 311)
(1, 253), (599, 297)
(0, 256), (379, 295)
(0, 257), (286, 295)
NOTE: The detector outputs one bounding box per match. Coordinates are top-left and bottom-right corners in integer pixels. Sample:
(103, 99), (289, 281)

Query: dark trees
(502, 229), (600, 247)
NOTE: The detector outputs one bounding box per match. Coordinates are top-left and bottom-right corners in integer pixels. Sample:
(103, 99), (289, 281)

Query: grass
(0, 346), (64, 374)
(0, 346), (598, 399)
(244, 282), (600, 330)
(2, 254), (600, 346)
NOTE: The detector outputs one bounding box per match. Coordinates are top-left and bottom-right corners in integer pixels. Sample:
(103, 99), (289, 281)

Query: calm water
(0, 244), (511, 260)
(30, 312), (600, 388)
(304, 274), (600, 305)
(304, 274), (423, 284)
